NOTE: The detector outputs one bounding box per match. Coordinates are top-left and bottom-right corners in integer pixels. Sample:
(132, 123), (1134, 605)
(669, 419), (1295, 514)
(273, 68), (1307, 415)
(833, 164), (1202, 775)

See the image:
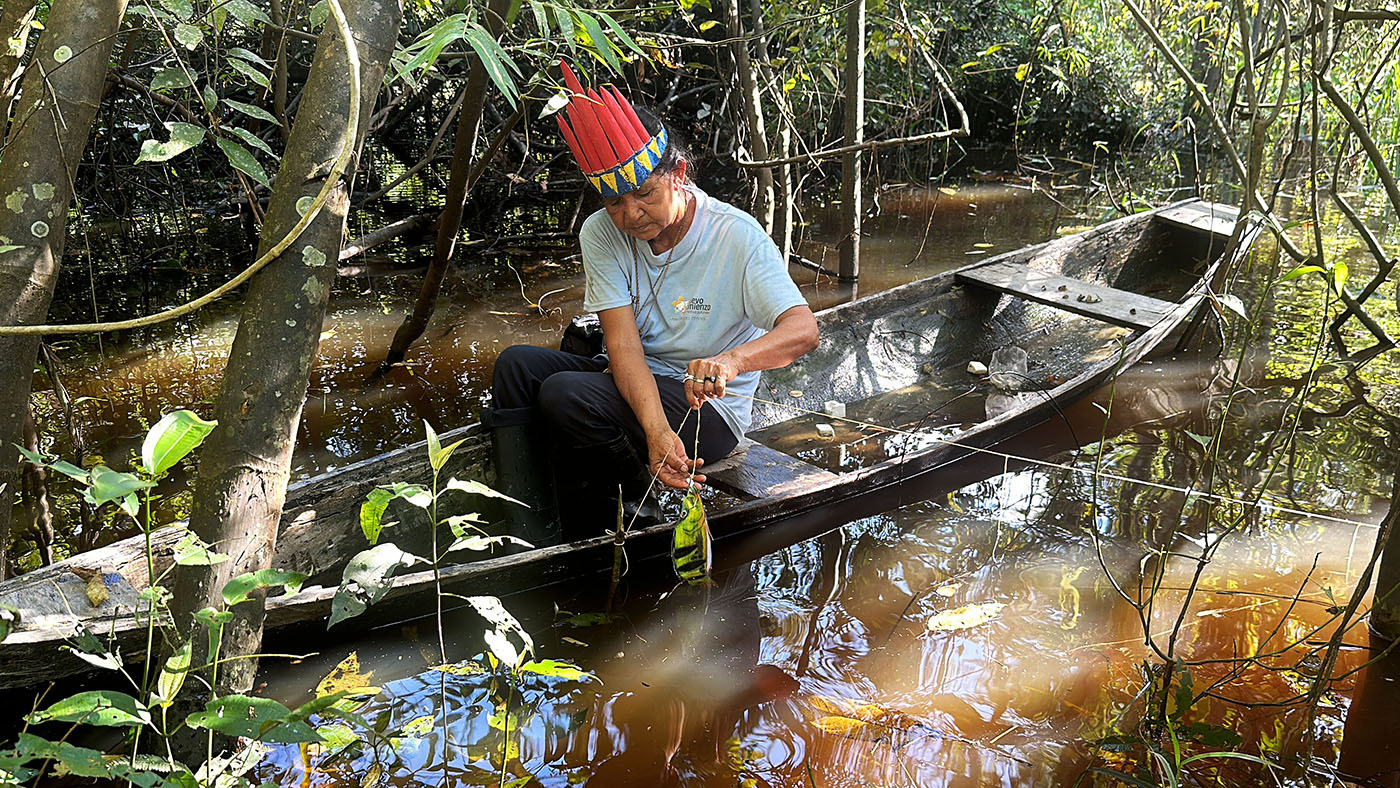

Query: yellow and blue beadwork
(585, 128), (669, 198)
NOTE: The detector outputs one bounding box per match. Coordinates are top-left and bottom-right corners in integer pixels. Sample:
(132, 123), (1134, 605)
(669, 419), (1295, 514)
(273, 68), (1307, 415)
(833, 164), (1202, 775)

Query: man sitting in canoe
(488, 62), (818, 541)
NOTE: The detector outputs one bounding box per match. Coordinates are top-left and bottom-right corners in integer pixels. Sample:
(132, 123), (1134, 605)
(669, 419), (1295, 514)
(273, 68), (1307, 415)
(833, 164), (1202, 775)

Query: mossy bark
(0, 0), (128, 578)
(167, 0), (402, 711)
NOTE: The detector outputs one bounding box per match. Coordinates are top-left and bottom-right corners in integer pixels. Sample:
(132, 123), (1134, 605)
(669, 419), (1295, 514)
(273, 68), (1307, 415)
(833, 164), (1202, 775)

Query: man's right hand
(646, 428), (705, 489)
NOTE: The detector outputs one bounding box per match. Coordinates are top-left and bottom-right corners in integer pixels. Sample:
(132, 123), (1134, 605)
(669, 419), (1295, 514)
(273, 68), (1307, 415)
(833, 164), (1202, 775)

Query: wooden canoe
(0, 199), (1256, 687)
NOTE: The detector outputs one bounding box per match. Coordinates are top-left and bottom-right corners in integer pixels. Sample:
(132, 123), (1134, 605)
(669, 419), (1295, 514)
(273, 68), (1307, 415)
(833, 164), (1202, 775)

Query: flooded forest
(2, 0), (1400, 784)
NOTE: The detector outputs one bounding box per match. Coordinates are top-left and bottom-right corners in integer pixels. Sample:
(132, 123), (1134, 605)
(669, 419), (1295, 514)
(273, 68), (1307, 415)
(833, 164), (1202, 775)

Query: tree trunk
(381, 0), (512, 369)
(838, 0), (865, 282)
(0, 0), (128, 579)
(168, 0), (402, 708)
(750, 0), (794, 260)
(0, 0), (36, 135)
(1373, 465), (1400, 641)
(722, 0), (773, 231)
(20, 408), (55, 570)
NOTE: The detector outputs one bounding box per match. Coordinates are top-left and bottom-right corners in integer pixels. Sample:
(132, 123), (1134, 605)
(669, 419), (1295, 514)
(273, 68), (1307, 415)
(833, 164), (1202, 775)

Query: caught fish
(671, 484), (713, 585)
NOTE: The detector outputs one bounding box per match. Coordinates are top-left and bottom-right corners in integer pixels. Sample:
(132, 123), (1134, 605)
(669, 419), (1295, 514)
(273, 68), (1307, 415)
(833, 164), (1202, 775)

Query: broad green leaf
(1015, 62), (1031, 81)
(159, 0), (193, 20)
(153, 640), (193, 708)
(445, 477), (525, 506)
(462, 26), (519, 107)
(342, 543), (424, 604)
(1331, 260), (1349, 293)
(27, 690), (151, 727)
(359, 487), (394, 544)
(518, 659), (596, 682)
(309, 0), (329, 29)
(698, 20), (720, 31)
(59, 645), (123, 671)
(223, 0), (272, 27)
(382, 481), (433, 509)
(328, 589), (367, 628)
(1217, 294), (1246, 320)
(444, 511), (487, 538)
(217, 137), (270, 186)
(174, 22), (203, 49)
(226, 46), (270, 67)
(86, 465), (153, 507)
(222, 569), (307, 606)
(193, 606), (233, 673)
(186, 696), (319, 743)
(201, 84), (218, 112)
(14, 445), (87, 481)
(151, 67), (195, 91)
(135, 122), (205, 164)
(554, 7), (576, 50)
(227, 57), (270, 88)
(15, 734), (113, 778)
(141, 409), (217, 476)
(393, 15), (466, 82)
(573, 11), (619, 75)
(223, 98), (279, 126)
(224, 125), (276, 157)
(528, 0), (549, 35)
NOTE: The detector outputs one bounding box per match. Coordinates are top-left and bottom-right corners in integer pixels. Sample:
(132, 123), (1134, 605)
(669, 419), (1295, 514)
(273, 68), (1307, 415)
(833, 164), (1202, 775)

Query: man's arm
(685, 304), (819, 407)
(597, 306), (704, 489)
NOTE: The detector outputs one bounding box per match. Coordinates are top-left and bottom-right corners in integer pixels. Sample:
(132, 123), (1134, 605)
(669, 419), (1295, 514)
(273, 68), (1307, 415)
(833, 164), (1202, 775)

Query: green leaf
(59, 645), (123, 671)
(517, 659), (596, 682)
(151, 66), (195, 92)
(153, 640), (193, 708)
(178, 532), (229, 568)
(141, 409), (217, 476)
(392, 15), (467, 83)
(222, 569), (307, 607)
(201, 84), (218, 112)
(554, 8), (576, 50)
(359, 488), (394, 544)
(328, 590), (367, 628)
(86, 465), (153, 507)
(527, 1), (549, 35)
(574, 11), (619, 74)
(424, 420), (466, 473)
(223, 0), (272, 27)
(14, 445), (88, 481)
(462, 26), (519, 107)
(309, 0), (329, 29)
(698, 20), (720, 31)
(0, 244), (21, 254)
(0, 604), (17, 643)
(159, 0), (194, 20)
(1331, 260), (1349, 293)
(1278, 264), (1324, 283)
(1015, 62), (1031, 81)
(343, 544), (424, 603)
(27, 690), (151, 727)
(598, 11), (646, 56)
(174, 22), (203, 49)
(217, 137), (270, 186)
(1217, 293), (1246, 320)
(135, 122), (206, 165)
(227, 57), (270, 88)
(226, 47), (270, 68)
(186, 696), (320, 743)
(445, 477), (525, 506)
(445, 534), (531, 554)
(15, 734), (113, 778)
(224, 125), (276, 157)
(223, 98), (280, 126)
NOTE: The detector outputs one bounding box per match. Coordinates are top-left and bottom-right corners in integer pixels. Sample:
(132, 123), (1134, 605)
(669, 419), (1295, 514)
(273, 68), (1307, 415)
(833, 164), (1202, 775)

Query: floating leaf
(518, 659), (596, 683)
(927, 602), (1006, 632)
(135, 122), (206, 164)
(814, 715), (870, 735)
(315, 652), (380, 712)
(935, 583), (961, 597)
(27, 690), (151, 727)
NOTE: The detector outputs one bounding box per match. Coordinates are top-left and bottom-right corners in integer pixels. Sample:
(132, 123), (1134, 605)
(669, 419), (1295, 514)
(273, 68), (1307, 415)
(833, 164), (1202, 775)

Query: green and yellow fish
(671, 483), (713, 585)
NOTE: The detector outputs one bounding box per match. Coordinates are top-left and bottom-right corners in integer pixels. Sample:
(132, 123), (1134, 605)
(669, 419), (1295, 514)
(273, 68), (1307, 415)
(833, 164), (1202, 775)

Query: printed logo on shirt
(671, 295), (712, 318)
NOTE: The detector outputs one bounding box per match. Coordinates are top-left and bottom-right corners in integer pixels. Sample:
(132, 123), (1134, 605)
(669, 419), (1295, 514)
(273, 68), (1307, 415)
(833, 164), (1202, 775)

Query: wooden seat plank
(1156, 202), (1239, 237)
(955, 260), (1174, 331)
(703, 439), (839, 500)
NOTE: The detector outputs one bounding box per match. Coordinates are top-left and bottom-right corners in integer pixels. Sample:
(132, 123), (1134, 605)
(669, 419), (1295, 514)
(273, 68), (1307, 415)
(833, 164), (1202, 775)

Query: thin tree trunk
(381, 0), (511, 368)
(20, 409), (55, 569)
(1373, 464), (1400, 641)
(722, 0), (773, 231)
(838, 0), (865, 282)
(0, 0), (128, 579)
(0, 0), (36, 136)
(750, 0), (793, 258)
(168, 0), (402, 715)
(270, 0), (291, 144)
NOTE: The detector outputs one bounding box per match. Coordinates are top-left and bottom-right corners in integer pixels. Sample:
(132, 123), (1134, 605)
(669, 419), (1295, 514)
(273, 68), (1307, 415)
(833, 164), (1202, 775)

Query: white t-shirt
(580, 186), (808, 438)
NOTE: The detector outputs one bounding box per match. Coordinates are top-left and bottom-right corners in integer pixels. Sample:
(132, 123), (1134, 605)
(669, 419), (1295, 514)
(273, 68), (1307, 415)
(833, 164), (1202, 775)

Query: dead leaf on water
(807, 695), (856, 716)
(815, 715), (871, 735)
(561, 636), (588, 648)
(927, 602), (1006, 632)
(316, 652), (378, 699)
(934, 583), (961, 597)
(361, 764), (383, 788)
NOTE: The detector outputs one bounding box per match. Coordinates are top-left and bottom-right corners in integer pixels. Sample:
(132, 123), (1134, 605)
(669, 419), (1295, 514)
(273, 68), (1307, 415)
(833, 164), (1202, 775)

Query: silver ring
(704, 376), (718, 383)
(683, 373), (696, 382)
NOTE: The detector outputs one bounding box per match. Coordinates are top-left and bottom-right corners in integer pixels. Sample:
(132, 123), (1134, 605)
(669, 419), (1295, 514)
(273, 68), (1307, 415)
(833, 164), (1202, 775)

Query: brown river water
(22, 179), (1400, 785)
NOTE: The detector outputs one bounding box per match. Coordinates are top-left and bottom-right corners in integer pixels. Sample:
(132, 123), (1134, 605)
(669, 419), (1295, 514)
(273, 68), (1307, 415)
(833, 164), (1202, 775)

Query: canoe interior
(749, 209), (1231, 472)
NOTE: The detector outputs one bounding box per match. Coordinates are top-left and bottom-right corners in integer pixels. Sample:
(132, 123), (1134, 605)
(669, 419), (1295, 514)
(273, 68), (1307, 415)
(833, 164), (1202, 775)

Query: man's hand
(646, 428), (705, 489)
(685, 354), (741, 409)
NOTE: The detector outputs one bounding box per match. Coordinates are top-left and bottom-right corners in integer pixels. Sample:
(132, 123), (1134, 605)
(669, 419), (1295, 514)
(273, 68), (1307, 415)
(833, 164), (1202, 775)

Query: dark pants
(491, 345), (740, 481)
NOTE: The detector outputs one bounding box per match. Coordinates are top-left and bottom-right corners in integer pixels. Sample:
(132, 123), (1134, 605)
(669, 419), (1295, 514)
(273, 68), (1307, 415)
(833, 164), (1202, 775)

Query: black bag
(560, 313), (605, 357)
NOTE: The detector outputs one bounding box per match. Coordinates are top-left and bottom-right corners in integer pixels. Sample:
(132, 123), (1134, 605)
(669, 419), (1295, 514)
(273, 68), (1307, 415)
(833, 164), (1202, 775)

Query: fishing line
(727, 391), (1382, 532)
